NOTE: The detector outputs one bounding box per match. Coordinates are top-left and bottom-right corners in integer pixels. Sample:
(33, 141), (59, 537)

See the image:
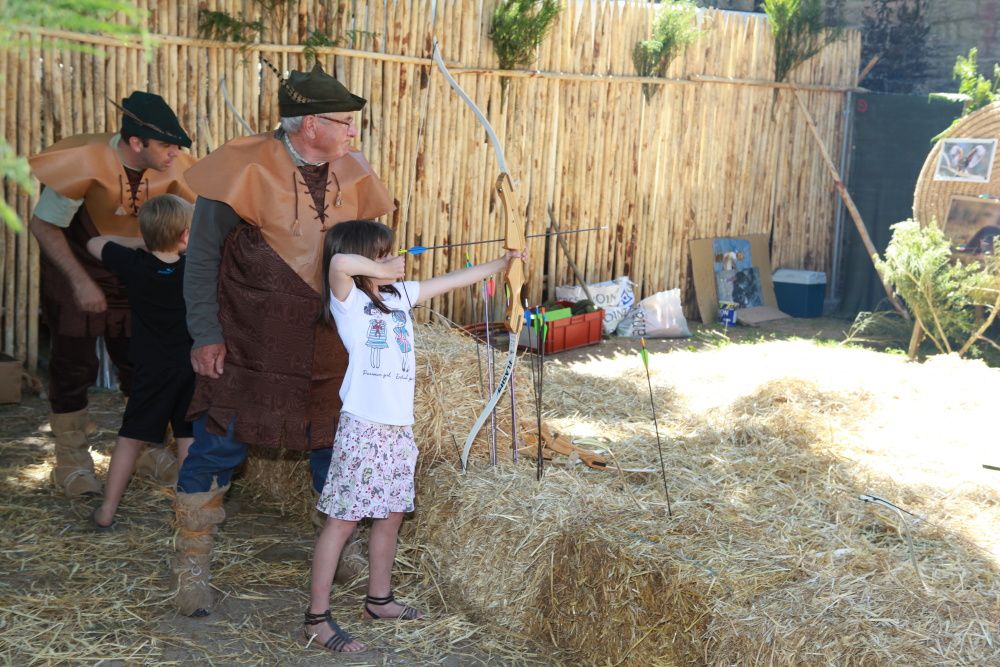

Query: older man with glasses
(173, 62), (395, 617)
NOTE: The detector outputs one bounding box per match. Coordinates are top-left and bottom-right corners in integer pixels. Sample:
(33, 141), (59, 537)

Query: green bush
(763, 0), (842, 85)
(875, 219), (999, 357)
(631, 0), (700, 101)
(490, 0), (560, 71)
(929, 48), (1000, 141)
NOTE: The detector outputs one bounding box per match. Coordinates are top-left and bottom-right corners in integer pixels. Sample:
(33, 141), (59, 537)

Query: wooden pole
(547, 207), (593, 301)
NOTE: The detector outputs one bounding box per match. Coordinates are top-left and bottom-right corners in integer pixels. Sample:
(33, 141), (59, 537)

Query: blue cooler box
(772, 269), (826, 317)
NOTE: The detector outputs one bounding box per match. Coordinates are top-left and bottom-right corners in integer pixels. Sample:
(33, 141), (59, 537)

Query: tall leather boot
(135, 445), (178, 486)
(172, 482), (228, 617)
(49, 409), (103, 498)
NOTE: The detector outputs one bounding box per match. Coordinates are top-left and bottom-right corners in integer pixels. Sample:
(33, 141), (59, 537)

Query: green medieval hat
(117, 91), (192, 148)
(272, 60), (367, 117)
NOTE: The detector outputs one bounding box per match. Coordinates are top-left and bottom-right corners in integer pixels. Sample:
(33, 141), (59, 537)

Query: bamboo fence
(1, 1), (860, 370)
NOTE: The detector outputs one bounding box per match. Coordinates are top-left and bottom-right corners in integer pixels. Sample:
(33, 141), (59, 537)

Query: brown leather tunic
(29, 134), (196, 337)
(188, 224), (347, 450)
(184, 133), (395, 450)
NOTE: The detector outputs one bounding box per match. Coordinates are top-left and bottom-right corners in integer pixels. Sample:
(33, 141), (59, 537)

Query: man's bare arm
(85, 235), (145, 260)
(29, 215), (107, 313)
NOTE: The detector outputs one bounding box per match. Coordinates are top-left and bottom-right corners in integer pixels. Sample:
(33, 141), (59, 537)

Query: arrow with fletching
(398, 226), (604, 256)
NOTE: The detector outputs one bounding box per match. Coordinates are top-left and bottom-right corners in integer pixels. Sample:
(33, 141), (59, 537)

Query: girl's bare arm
(327, 254), (405, 302)
(415, 250), (526, 305)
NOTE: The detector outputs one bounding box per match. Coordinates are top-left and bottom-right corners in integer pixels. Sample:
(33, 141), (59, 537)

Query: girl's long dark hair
(322, 219), (401, 325)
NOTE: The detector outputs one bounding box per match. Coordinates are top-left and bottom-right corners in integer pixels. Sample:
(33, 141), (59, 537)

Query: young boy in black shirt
(86, 194), (195, 529)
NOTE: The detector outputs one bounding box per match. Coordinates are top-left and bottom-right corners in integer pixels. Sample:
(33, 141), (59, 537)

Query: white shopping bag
(557, 276), (635, 335)
(615, 288), (690, 338)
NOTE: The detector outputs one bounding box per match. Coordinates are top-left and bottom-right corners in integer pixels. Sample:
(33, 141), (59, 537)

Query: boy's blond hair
(138, 194), (193, 252)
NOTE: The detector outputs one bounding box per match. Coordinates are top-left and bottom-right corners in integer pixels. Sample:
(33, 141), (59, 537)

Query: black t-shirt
(101, 243), (192, 365)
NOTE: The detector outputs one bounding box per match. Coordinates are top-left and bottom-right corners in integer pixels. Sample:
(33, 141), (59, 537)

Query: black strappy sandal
(303, 610), (365, 653)
(361, 592), (422, 621)
(90, 509), (121, 533)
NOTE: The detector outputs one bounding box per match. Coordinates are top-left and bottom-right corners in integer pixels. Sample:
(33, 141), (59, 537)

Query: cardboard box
(0, 353), (21, 404)
(773, 269), (826, 318)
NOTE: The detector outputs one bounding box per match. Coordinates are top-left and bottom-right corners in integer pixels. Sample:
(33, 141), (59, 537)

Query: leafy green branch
(875, 219), (999, 359)
(631, 1), (700, 102)
(489, 0), (561, 97)
(929, 48), (1000, 142)
(197, 10), (265, 45)
(763, 0), (842, 86)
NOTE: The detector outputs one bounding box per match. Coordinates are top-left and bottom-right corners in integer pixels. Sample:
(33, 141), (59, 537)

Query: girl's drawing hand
(377, 254), (406, 281)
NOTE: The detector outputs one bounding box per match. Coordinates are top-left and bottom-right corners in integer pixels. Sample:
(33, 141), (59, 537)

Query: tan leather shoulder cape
(183, 133), (395, 292)
(29, 133), (196, 236)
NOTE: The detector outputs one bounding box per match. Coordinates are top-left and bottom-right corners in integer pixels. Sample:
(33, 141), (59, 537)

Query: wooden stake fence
(1, 2), (859, 370)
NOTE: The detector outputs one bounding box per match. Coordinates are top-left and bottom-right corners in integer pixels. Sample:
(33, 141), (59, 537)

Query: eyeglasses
(315, 114), (354, 128)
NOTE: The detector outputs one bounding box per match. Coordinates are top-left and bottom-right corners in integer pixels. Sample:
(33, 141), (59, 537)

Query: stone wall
(703, 0), (1000, 93)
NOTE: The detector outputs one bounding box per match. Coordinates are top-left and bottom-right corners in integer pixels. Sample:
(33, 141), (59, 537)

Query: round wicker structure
(913, 102), (1000, 230)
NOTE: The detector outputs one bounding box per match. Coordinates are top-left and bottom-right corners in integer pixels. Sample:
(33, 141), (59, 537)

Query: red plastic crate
(526, 306), (604, 354)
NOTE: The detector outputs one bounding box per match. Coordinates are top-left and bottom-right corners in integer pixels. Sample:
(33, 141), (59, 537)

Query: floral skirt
(316, 412), (417, 521)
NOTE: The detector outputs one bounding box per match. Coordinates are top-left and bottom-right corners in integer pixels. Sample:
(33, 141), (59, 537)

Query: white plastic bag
(616, 288), (690, 338)
(557, 276), (635, 335)
(614, 305), (645, 337)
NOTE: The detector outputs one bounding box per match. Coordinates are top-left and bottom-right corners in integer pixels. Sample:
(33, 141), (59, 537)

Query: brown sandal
(361, 592), (422, 621)
(303, 610), (365, 653)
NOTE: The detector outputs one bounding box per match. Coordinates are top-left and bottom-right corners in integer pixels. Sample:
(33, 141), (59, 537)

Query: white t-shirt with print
(329, 281), (419, 426)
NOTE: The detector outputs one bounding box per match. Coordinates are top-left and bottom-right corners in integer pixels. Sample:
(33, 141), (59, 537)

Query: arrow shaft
(402, 226), (604, 255)
(641, 339), (672, 517)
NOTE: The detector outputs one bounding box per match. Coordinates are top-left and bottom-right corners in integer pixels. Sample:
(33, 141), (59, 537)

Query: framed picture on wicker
(933, 138), (996, 183)
(944, 194), (1000, 255)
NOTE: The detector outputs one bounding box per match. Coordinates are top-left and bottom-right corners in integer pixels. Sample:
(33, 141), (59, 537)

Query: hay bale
(415, 464), (707, 666)
(411, 370), (1000, 665)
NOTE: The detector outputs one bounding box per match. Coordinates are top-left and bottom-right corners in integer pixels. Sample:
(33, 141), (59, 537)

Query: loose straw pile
(0, 387), (547, 665)
(4, 327), (998, 665)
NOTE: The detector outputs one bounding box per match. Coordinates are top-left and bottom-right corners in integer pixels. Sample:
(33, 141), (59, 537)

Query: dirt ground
(4, 313), (996, 666)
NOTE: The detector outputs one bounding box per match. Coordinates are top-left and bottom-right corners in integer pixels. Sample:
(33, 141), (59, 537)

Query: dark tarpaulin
(837, 93), (962, 316)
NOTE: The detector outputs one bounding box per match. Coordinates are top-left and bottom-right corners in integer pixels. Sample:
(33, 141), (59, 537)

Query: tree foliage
(489, 0), (561, 71)
(302, 30), (339, 64)
(632, 1), (701, 101)
(0, 0), (147, 46)
(931, 49), (1000, 117)
(763, 0), (842, 84)
(197, 10), (265, 44)
(928, 49), (1000, 142)
(0, 1), (147, 231)
(860, 0), (930, 94)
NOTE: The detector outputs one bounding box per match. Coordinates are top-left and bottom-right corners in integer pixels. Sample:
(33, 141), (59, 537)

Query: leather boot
(49, 409), (102, 498)
(172, 482), (228, 617)
(135, 445), (178, 486)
